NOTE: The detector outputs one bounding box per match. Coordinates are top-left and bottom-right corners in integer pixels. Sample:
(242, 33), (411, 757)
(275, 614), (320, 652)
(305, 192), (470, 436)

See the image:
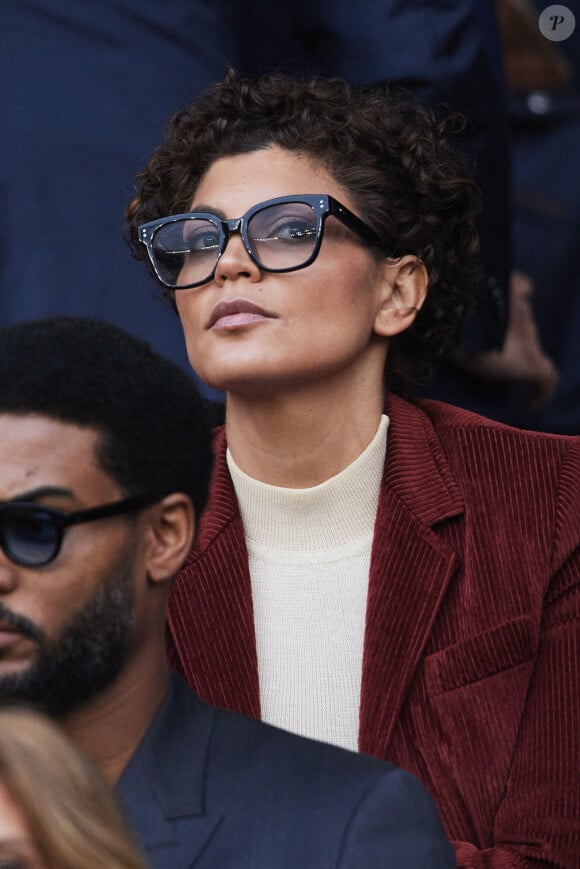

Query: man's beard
(0, 550), (136, 717)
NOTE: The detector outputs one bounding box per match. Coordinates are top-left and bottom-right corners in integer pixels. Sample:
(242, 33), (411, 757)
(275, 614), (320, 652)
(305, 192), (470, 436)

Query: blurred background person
(496, 0), (580, 433)
(0, 0), (239, 401)
(0, 706), (145, 869)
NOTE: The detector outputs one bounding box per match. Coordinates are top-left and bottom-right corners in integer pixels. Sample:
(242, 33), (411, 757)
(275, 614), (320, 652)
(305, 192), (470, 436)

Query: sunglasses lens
(1, 506), (59, 566)
(248, 202), (318, 270)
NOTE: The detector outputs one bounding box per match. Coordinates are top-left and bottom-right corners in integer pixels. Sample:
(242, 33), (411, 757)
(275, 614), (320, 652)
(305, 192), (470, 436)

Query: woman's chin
(190, 357), (277, 394)
(195, 368), (290, 400)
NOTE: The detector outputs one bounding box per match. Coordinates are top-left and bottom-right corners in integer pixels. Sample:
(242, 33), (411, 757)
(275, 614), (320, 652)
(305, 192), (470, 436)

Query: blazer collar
(383, 393), (464, 525)
(189, 425), (240, 555)
(191, 394), (463, 543)
(116, 674), (222, 868)
(169, 428), (261, 717)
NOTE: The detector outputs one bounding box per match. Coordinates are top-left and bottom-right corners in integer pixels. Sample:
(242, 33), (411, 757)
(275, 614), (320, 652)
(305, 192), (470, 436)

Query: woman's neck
(225, 374), (385, 488)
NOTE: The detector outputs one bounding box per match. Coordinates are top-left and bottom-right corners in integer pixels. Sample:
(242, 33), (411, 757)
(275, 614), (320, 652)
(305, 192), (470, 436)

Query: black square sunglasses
(138, 194), (389, 290)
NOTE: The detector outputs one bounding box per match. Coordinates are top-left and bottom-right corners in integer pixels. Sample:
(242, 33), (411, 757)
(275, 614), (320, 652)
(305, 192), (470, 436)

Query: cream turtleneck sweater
(226, 415), (388, 752)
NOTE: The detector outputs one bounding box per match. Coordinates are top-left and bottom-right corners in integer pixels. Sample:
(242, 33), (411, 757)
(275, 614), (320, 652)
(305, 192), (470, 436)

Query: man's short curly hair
(126, 69), (482, 396)
(0, 317), (213, 521)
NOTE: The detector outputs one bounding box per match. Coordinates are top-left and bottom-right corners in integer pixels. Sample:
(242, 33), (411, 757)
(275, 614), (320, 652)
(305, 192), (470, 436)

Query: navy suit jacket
(116, 673), (454, 868)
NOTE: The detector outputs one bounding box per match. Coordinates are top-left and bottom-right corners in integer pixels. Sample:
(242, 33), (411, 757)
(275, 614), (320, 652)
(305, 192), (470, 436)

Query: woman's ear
(374, 255), (428, 338)
(143, 493), (195, 585)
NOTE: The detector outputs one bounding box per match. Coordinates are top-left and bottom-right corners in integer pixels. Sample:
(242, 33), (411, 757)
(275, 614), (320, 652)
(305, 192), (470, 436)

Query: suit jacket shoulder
(116, 673), (454, 868)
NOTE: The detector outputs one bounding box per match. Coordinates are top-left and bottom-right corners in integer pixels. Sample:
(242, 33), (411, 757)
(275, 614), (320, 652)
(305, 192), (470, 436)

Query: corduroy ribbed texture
(167, 394), (580, 868)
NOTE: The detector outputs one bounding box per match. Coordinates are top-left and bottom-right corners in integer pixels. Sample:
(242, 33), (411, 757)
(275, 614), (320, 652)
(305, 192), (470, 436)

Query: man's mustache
(0, 603), (45, 644)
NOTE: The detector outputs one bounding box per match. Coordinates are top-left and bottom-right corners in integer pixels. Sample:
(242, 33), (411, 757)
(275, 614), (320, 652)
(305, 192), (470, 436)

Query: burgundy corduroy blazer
(167, 395), (580, 868)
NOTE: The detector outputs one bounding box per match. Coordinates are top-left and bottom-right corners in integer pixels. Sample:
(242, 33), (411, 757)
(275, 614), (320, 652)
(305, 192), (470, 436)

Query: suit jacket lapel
(167, 429), (260, 718)
(359, 396), (464, 758)
(117, 676), (222, 869)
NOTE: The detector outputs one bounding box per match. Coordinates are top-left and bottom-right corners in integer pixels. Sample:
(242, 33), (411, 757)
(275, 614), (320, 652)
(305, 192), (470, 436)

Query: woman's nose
(214, 232), (262, 284)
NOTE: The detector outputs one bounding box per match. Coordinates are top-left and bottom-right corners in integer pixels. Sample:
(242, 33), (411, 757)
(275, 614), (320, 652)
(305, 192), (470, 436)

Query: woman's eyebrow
(190, 204), (227, 219)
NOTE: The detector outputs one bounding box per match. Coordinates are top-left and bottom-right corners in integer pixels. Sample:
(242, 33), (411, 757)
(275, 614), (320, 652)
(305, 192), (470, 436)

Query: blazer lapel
(117, 676), (222, 869)
(119, 755), (221, 869)
(359, 396), (463, 758)
(167, 428), (260, 718)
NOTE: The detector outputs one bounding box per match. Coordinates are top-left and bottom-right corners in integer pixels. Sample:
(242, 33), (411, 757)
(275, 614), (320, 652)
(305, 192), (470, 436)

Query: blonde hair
(0, 706), (145, 869)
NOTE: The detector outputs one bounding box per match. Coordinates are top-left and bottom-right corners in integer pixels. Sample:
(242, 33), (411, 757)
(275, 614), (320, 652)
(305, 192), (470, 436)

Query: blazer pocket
(424, 616), (537, 696)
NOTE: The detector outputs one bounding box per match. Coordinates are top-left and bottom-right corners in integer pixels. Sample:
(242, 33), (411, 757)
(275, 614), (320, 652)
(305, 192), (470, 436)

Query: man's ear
(144, 493), (195, 585)
(374, 255), (428, 338)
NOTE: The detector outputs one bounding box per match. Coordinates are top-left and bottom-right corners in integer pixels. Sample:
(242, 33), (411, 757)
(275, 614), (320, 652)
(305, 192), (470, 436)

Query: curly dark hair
(0, 317), (213, 521)
(126, 69), (482, 396)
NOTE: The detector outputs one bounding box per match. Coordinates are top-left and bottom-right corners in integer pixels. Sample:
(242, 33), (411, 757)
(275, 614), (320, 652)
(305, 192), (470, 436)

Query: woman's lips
(212, 312), (271, 330)
(207, 298), (276, 330)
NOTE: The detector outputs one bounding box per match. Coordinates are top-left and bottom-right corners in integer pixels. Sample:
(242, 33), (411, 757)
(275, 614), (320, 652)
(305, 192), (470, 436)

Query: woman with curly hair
(0, 707), (145, 869)
(127, 70), (580, 868)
